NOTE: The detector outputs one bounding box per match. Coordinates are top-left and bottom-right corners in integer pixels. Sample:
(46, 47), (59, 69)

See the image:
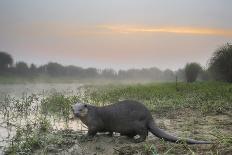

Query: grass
(5, 127), (82, 155)
(1, 81), (232, 154)
(85, 82), (232, 114)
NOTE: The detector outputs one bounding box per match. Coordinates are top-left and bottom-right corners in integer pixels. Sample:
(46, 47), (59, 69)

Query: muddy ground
(35, 108), (232, 155)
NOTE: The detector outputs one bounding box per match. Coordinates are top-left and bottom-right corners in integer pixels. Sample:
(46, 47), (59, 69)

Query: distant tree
(149, 67), (163, 80)
(15, 61), (29, 75)
(46, 62), (65, 76)
(175, 69), (185, 82)
(140, 67), (163, 81)
(29, 63), (37, 75)
(65, 65), (83, 77)
(208, 43), (232, 82)
(118, 67), (164, 81)
(126, 69), (141, 79)
(198, 69), (211, 81)
(162, 69), (175, 81)
(184, 62), (202, 83)
(101, 69), (116, 79)
(0, 51), (13, 74)
(84, 68), (99, 78)
(118, 70), (127, 80)
(37, 65), (46, 74)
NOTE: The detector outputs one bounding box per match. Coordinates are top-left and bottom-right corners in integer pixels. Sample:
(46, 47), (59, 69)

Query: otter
(72, 100), (212, 144)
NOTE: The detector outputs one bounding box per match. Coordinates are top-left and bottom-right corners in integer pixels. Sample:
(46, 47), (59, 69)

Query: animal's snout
(71, 105), (80, 117)
(74, 112), (80, 117)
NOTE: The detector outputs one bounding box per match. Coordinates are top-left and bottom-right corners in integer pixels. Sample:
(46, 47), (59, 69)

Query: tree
(209, 43), (232, 82)
(29, 64), (37, 75)
(15, 61), (29, 75)
(0, 51), (13, 74)
(175, 69), (185, 82)
(198, 69), (211, 81)
(83, 68), (99, 78)
(46, 62), (65, 76)
(65, 65), (83, 77)
(184, 62), (202, 83)
(162, 69), (175, 81)
(101, 69), (116, 79)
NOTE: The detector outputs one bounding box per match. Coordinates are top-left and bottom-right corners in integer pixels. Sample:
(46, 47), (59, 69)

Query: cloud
(14, 23), (232, 38)
(98, 25), (232, 37)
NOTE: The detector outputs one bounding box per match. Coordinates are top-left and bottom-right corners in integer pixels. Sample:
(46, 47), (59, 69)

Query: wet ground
(35, 109), (232, 155)
(0, 83), (83, 154)
(1, 83), (232, 154)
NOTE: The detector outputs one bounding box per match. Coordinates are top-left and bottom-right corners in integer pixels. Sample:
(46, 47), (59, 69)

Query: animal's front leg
(80, 127), (97, 141)
(87, 128), (97, 137)
(87, 126), (97, 137)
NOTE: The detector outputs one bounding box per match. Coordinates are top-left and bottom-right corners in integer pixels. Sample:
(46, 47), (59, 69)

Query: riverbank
(1, 82), (232, 154)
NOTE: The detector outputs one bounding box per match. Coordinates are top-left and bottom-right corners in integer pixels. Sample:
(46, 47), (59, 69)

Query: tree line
(0, 55), (178, 82)
(0, 43), (231, 82)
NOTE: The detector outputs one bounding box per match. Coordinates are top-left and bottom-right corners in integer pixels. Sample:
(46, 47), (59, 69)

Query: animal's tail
(148, 121), (212, 144)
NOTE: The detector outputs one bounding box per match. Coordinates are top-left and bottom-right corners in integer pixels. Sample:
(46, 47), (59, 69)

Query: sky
(0, 0), (232, 70)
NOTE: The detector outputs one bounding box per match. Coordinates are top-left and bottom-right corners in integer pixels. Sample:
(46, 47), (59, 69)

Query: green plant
(144, 144), (159, 155)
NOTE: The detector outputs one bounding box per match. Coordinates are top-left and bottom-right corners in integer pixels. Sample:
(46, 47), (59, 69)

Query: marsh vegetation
(0, 82), (231, 154)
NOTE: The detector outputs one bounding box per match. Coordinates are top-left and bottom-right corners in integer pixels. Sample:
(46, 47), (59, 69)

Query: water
(0, 83), (84, 97)
(0, 83), (84, 154)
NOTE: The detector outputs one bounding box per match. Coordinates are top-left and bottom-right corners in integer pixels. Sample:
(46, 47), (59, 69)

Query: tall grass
(85, 82), (232, 114)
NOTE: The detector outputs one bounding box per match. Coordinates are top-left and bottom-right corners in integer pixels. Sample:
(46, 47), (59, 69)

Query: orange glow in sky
(99, 25), (232, 37)
(25, 24), (232, 38)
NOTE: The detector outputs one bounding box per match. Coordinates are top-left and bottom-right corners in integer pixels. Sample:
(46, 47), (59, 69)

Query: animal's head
(72, 103), (88, 118)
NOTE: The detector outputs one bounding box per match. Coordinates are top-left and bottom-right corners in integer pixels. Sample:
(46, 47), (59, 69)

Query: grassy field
(1, 82), (232, 154)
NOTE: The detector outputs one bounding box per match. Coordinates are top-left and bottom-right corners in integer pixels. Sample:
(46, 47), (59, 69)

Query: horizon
(1, 0), (232, 71)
